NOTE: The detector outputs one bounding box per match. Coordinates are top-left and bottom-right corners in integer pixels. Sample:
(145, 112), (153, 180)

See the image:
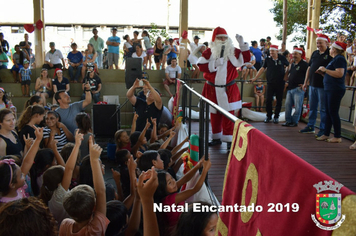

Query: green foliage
(147, 23), (170, 46)
(270, 0), (356, 43)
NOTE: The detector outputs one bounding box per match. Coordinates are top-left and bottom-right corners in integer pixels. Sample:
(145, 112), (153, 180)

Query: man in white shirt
(164, 57), (181, 97)
(43, 42), (66, 70)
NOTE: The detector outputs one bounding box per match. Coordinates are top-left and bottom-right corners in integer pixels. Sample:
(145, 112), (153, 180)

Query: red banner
(218, 120), (356, 236)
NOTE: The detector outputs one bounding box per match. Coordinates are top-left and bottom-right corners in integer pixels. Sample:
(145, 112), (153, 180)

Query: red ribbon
(24, 20), (44, 33)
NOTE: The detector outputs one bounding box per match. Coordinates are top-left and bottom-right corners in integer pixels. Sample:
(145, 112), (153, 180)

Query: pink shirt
(116, 142), (131, 153)
(162, 193), (185, 228)
(0, 185), (27, 203)
(59, 211), (110, 236)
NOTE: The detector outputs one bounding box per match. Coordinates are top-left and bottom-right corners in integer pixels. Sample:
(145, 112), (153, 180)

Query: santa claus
(197, 27), (250, 149)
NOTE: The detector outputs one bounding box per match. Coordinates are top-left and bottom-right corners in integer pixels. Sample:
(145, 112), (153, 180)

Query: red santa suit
(197, 27), (250, 142)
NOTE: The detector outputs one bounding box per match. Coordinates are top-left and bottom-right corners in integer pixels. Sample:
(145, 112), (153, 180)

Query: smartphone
(139, 80), (143, 86)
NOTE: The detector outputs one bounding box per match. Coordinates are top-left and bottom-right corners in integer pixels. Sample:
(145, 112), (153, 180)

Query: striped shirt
(19, 67), (32, 81)
(43, 127), (68, 152)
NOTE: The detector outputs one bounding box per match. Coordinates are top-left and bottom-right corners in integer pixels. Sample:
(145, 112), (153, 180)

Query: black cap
(112, 27), (117, 31)
(194, 36), (200, 40)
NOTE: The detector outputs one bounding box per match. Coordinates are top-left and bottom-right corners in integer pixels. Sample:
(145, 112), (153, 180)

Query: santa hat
(212, 27), (228, 42)
(332, 41), (347, 51)
(316, 34), (330, 43)
(0, 87), (5, 92)
(293, 48), (306, 60)
(270, 45), (279, 51)
(55, 68), (63, 74)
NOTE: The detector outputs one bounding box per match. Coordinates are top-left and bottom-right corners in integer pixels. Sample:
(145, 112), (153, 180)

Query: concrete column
(179, 0), (188, 68)
(33, 0), (45, 68)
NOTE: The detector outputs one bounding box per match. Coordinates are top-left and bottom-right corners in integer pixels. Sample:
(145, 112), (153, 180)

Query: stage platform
(193, 121), (356, 202)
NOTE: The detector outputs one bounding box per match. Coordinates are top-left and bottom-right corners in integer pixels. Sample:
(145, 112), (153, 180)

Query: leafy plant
(147, 23), (170, 46)
(270, 0), (356, 43)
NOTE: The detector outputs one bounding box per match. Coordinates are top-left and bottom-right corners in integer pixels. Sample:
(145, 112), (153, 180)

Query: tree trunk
(282, 0), (288, 47)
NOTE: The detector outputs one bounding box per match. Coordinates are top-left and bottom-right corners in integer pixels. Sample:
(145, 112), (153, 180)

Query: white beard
(211, 38), (235, 60)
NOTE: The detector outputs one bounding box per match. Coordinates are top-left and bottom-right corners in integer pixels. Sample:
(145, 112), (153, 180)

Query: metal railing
(179, 78), (239, 206)
(341, 86), (356, 123)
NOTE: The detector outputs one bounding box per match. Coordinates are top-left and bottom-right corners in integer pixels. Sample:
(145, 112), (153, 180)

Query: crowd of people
(0, 67), (215, 235)
(0, 25), (355, 235)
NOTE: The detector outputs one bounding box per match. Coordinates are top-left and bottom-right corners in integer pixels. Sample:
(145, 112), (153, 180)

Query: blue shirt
(107, 36), (121, 54)
(19, 67), (32, 81)
(323, 54), (347, 91)
(167, 45), (177, 59)
(250, 46), (263, 63)
(67, 51), (83, 64)
(56, 101), (84, 134)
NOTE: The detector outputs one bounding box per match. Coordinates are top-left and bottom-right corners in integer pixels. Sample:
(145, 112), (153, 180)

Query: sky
(0, 0), (290, 50)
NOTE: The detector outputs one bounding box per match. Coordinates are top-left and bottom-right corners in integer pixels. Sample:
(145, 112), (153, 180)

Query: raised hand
(89, 135), (102, 160)
(33, 125), (43, 140)
(74, 130), (84, 145)
(235, 34), (245, 46)
(137, 167), (158, 201)
(133, 113), (139, 122)
(23, 134), (34, 150)
(111, 168), (121, 182)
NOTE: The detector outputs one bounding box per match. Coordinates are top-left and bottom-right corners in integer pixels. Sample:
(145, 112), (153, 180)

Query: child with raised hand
(130, 119), (151, 157)
(107, 156), (142, 236)
(59, 136), (109, 235)
(30, 133), (66, 196)
(154, 157), (211, 234)
(75, 112), (93, 161)
(0, 126), (43, 206)
(137, 167), (160, 236)
(39, 130), (83, 225)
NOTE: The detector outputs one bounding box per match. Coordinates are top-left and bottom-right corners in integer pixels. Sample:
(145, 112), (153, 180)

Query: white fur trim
(228, 53), (244, 68)
(214, 61), (230, 111)
(188, 54), (198, 65)
(221, 134), (233, 142)
(216, 34), (228, 38)
(316, 37), (328, 42)
(229, 100), (242, 110)
(197, 56), (209, 64)
(212, 132), (222, 139)
(293, 49), (303, 54)
(332, 43), (344, 51)
(209, 60), (217, 72)
(270, 48), (278, 51)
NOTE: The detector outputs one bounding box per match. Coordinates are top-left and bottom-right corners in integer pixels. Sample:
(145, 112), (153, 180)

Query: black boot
(208, 139), (222, 146)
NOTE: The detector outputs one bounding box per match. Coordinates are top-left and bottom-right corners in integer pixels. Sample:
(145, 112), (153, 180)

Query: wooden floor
(195, 121), (356, 202)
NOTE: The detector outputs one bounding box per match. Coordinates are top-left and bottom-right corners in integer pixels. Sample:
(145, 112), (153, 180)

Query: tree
(270, 0), (356, 43)
(147, 23), (170, 46)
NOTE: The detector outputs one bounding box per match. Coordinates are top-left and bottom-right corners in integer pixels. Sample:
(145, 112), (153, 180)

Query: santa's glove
(215, 58), (224, 67)
(235, 34), (247, 48)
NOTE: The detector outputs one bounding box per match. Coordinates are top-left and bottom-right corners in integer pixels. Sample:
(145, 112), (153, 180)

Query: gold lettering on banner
(232, 121), (255, 161)
(256, 229), (262, 236)
(332, 195), (356, 236)
(217, 217), (228, 236)
(241, 163), (259, 223)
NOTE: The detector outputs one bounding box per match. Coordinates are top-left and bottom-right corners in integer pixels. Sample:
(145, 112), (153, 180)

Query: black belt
(206, 80), (236, 88)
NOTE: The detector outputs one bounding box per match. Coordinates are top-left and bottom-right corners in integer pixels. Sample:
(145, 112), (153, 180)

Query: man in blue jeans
(301, 34), (332, 137)
(67, 43), (83, 82)
(282, 48), (308, 127)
